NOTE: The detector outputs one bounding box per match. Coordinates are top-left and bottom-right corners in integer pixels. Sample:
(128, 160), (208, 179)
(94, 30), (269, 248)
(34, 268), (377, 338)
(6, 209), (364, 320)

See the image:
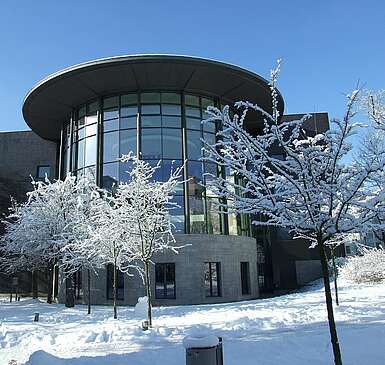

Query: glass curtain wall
(61, 91), (250, 236)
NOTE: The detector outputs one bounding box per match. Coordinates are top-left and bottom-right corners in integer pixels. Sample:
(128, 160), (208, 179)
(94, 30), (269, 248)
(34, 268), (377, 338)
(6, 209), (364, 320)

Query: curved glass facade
(61, 91), (251, 236)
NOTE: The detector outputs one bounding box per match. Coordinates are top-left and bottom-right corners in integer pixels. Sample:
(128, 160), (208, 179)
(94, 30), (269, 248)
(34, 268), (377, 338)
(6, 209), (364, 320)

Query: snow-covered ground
(1, 279), (385, 365)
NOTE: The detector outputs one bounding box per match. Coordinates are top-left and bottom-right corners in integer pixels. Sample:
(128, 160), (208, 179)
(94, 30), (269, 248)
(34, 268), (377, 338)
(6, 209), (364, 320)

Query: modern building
(1, 55), (330, 305)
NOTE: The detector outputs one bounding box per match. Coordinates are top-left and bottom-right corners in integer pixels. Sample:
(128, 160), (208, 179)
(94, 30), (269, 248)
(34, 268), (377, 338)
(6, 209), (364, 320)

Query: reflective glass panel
(170, 195), (185, 232)
(77, 139), (84, 169)
(203, 121), (216, 133)
(201, 97), (214, 109)
(103, 96), (119, 109)
(104, 119), (119, 132)
(185, 94), (200, 106)
(186, 117), (201, 131)
(162, 116), (181, 128)
(121, 94), (138, 106)
(155, 263), (175, 299)
(206, 197), (222, 234)
(85, 115), (98, 126)
(189, 196), (206, 234)
(102, 162), (119, 190)
(141, 129), (161, 160)
(162, 129), (182, 159)
(77, 127), (85, 140)
(103, 109), (119, 120)
(120, 129), (137, 156)
(141, 93), (160, 103)
(141, 115), (161, 128)
(162, 160), (184, 194)
(161, 92), (180, 104)
(84, 136), (97, 167)
(187, 130), (203, 160)
(186, 106), (201, 118)
(119, 160), (134, 184)
(103, 131), (119, 163)
(162, 104), (181, 116)
(141, 104), (161, 115)
(121, 105), (138, 117)
(85, 123), (97, 137)
(120, 116), (137, 130)
(142, 160), (162, 182)
(188, 161), (204, 195)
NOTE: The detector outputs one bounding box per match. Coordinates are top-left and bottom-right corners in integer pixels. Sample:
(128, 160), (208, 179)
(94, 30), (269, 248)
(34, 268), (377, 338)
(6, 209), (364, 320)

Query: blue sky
(0, 0), (384, 132)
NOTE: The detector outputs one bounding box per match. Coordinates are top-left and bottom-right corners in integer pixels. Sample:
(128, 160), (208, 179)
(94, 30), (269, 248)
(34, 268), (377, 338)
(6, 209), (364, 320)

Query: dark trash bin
(183, 335), (223, 365)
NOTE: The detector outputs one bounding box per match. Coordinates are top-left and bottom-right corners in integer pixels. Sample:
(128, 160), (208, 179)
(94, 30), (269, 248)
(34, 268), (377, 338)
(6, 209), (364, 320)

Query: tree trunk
(113, 261), (117, 319)
(87, 269), (91, 315)
(332, 251), (339, 306)
(65, 273), (74, 308)
(47, 266), (53, 304)
(52, 264), (57, 303)
(144, 260), (152, 327)
(318, 242), (342, 365)
(32, 270), (38, 299)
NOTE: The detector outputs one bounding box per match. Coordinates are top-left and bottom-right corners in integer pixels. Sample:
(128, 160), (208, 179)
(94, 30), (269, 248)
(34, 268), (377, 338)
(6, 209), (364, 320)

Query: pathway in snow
(1, 280), (385, 365)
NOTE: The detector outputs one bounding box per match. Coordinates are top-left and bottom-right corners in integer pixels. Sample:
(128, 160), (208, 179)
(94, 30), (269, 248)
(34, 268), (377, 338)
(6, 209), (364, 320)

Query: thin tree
(96, 154), (183, 325)
(88, 191), (133, 320)
(60, 175), (105, 314)
(202, 62), (385, 365)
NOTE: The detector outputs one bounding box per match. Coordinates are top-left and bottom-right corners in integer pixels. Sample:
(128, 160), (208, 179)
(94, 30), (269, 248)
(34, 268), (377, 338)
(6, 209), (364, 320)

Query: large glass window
(103, 131), (119, 163)
(155, 263), (175, 299)
(141, 128), (162, 160)
(84, 135), (97, 167)
(62, 91), (251, 236)
(162, 129), (182, 159)
(204, 262), (221, 297)
(120, 129), (137, 156)
(189, 196), (206, 234)
(187, 130), (203, 160)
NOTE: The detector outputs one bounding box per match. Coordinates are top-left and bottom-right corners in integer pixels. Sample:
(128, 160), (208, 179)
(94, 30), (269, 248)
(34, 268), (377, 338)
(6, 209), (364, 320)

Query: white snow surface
(182, 334), (219, 349)
(1, 279), (385, 365)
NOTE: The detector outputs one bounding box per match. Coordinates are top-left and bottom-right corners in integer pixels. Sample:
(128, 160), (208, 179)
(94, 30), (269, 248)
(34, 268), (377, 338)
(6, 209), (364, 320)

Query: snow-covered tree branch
(202, 61), (385, 365)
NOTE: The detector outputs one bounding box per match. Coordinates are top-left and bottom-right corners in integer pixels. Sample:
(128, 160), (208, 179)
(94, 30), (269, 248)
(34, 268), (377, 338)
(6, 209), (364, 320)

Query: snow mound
(183, 335), (219, 349)
(134, 296), (148, 318)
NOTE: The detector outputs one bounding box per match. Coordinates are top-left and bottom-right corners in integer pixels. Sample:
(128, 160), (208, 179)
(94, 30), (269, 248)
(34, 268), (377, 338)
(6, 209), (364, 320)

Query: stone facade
(0, 131), (57, 294)
(58, 234), (259, 306)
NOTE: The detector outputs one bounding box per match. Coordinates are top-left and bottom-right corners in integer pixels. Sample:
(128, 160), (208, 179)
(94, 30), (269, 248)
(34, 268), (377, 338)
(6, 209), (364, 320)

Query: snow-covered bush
(340, 247), (385, 284)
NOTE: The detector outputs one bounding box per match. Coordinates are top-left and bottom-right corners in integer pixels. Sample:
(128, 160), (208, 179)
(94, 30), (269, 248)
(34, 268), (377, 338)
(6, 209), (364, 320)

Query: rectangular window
(37, 165), (50, 179)
(106, 264), (124, 300)
(204, 262), (221, 297)
(155, 263), (176, 299)
(241, 262), (251, 295)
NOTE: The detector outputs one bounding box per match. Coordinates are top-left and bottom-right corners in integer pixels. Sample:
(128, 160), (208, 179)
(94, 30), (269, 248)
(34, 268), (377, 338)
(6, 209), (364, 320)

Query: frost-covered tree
(86, 191), (133, 320)
(202, 62), (385, 365)
(1, 176), (95, 304)
(93, 154), (183, 324)
(60, 176), (106, 313)
(341, 246), (385, 284)
(355, 131), (385, 248)
(0, 200), (48, 299)
(360, 90), (385, 130)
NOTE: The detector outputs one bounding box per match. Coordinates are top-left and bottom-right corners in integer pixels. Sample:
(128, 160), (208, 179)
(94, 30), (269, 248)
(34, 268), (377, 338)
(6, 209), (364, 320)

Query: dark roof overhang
(23, 54), (285, 141)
